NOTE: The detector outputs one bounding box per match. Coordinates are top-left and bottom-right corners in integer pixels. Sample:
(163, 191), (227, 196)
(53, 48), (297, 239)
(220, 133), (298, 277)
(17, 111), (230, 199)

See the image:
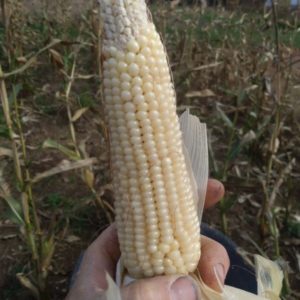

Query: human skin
(66, 179), (229, 300)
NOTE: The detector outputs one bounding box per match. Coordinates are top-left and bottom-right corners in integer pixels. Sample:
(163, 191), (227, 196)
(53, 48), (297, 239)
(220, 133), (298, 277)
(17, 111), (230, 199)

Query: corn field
(0, 0), (299, 299)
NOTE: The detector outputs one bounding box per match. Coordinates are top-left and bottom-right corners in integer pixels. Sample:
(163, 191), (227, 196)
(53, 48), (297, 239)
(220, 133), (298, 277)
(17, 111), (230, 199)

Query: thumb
(121, 275), (200, 300)
(198, 236), (230, 292)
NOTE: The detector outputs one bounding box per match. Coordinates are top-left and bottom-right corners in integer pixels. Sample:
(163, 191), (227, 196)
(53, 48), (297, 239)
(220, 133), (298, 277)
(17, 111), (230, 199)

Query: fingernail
(170, 276), (200, 300)
(214, 263), (225, 284)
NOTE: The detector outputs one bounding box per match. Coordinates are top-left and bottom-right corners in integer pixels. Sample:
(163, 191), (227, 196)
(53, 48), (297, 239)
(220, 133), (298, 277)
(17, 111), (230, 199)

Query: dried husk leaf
(31, 158), (96, 183)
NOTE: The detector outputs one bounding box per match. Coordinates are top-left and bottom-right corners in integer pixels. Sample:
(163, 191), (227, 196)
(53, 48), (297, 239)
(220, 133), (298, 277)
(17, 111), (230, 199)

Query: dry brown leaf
(83, 169), (95, 189)
(192, 62), (222, 71)
(31, 158), (97, 183)
(71, 107), (89, 122)
(170, 0), (181, 9)
(17, 273), (39, 299)
(3, 39), (62, 78)
(16, 56), (27, 63)
(185, 89), (215, 98)
(75, 74), (96, 80)
(0, 147), (13, 158)
(66, 235), (81, 243)
(49, 49), (64, 69)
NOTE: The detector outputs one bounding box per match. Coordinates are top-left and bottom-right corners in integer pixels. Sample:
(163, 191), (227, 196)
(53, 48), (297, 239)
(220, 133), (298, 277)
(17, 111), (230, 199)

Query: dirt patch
(0, 225), (19, 287)
(22, 0), (94, 15)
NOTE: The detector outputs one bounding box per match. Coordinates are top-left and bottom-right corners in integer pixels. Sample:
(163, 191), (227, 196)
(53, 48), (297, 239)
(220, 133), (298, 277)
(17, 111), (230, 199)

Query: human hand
(66, 179), (229, 300)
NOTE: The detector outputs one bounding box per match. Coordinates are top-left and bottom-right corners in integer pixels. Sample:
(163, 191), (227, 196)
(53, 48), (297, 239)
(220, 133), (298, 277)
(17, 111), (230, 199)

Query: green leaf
(287, 221), (300, 238)
(0, 173), (24, 225)
(42, 139), (79, 161)
(41, 235), (56, 271)
(2, 195), (24, 225)
(237, 89), (247, 106)
(257, 115), (272, 139)
(6, 84), (23, 108)
(228, 139), (242, 162)
(220, 195), (237, 213)
(216, 103), (234, 129)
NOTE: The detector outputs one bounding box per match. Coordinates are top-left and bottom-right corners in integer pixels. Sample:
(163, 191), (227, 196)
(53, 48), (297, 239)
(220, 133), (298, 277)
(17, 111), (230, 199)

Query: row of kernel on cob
(100, 0), (201, 278)
(99, 0), (283, 299)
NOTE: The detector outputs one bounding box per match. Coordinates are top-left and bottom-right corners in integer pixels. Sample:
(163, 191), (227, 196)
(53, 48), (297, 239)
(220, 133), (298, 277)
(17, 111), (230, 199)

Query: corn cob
(99, 2), (284, 300)
(100, 0), (200, 278)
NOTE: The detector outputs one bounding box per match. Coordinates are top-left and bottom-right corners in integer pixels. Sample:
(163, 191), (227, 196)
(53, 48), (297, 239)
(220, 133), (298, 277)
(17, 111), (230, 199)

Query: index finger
(79, 224), (120, 289)
(204, 179), (225, 209)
